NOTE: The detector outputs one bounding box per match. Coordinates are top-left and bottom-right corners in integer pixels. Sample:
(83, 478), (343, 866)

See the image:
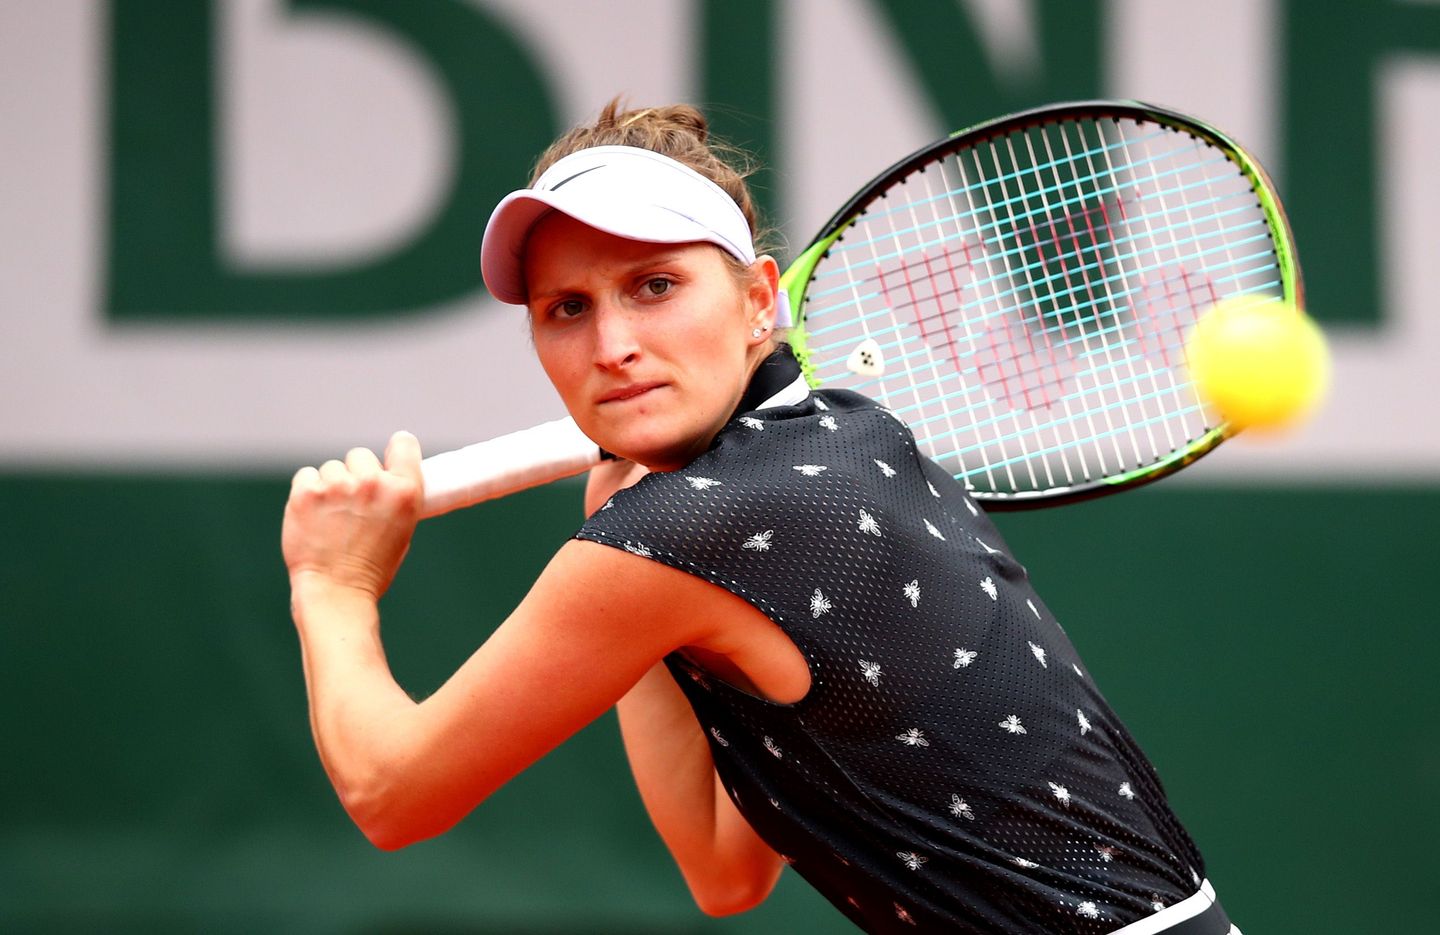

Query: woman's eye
(555, 299), (585, 318)
(644, 278), (672, 297)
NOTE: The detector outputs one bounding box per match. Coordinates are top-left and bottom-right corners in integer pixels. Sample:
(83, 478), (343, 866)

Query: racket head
(780, 100), (1303, 508)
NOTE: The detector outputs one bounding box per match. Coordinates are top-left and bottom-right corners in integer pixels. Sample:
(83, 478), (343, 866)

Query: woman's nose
(591, 303), (642, 369)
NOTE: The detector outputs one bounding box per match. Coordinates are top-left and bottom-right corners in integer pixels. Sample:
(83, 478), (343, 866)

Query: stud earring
(752, 327), (764, 338)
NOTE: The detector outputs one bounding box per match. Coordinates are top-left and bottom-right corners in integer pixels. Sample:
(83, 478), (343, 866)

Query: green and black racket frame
(780, 99), (1303, 509)
(419, 100), (1303, 518)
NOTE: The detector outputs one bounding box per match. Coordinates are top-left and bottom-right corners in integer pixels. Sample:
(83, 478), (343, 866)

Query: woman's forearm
(291, 575), (429, 847)
(617, 663), (782, 916)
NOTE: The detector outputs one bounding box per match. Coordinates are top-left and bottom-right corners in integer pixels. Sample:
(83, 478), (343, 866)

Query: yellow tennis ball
(1184, 296), (1330, 430)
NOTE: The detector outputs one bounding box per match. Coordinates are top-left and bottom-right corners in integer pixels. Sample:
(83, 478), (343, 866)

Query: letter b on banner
(107, 0), (557, 321)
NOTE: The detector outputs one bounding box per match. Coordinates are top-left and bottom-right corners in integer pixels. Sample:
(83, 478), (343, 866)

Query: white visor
(481, 145), (791, 326)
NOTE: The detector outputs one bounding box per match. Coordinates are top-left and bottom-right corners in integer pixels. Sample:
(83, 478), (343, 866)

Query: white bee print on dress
(1076, 901), (1101, 920)
(740, 416), (765, 430)
(1028, 641), (1048, 668)
(980, 577), (998, 600)
(897, 851), (927, 871)
(819, 415), (839, 432)
(1150, 896), (1167, 912)
(1049, 782), (1071, 806)
(1012, 857), (1039, 869)
(709, 727), (729, 747)
(763, 736), (783, 758)
(810, 588), (833, 618)
(686, 476), (722, 491)
(601, 498), (614, 511)
(896, 728), (929, 747)
(742, 530), (773, 552)
(793, 464), (828, 476)
(1118, 782), (1136, 800)
(1077, 709), (1092, 735)
(949, 795), (974, 820)
(903, 580), (921, 607)
(622, 541), (652, 558)
(999, 714), (1026, 734)
(874, 459), (897, 477)
(1095, 845), (1116, 863)
(953, 648), (977, 668)
(860, 660), (882, 687)
(858, 509), (882, 536)
(924, 518), (946, 541)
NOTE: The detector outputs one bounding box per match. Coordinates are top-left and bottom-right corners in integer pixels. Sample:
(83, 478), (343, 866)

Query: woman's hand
(282, 430), (424, 601)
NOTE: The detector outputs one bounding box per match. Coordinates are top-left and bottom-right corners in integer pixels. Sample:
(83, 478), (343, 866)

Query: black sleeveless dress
(577, 350), (1211, 934)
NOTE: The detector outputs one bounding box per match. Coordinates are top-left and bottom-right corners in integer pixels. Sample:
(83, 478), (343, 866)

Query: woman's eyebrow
(528, 250), (693, 304)
(622, 251), (686, 273)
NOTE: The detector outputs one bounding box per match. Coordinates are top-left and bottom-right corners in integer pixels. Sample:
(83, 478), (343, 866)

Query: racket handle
(419, 417), (602, 519)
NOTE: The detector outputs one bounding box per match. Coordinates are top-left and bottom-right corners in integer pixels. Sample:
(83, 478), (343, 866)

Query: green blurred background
(3, 1), (1437, 931)
(4, 480), (1435, 932)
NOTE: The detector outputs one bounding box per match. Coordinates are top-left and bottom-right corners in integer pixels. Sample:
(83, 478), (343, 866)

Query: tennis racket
(420, 100), (1302, 517)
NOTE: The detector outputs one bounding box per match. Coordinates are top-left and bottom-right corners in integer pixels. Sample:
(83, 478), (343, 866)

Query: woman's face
(524, 212), (777, 472)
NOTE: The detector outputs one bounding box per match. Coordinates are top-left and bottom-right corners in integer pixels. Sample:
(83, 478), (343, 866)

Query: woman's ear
(745, 255), (782, 341)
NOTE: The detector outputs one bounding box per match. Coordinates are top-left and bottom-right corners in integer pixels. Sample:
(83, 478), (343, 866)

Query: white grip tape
(419, 417), (602, 519)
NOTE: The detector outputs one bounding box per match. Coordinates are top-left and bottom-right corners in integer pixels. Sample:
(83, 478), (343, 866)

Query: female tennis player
(282, 101), (1238, 934)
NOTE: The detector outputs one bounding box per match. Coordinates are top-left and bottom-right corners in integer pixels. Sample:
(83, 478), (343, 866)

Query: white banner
(1, 0), (1435, 477)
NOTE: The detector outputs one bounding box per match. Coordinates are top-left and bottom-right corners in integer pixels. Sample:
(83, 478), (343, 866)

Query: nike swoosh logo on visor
(547, 164), (606, 190)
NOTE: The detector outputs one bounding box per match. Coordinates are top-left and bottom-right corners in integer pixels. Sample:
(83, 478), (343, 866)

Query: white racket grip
(419, 417), (602, 519)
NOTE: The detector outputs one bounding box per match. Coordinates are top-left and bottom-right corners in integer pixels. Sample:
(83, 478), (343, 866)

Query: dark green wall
(9, 1), (1436, 930)
(2, 476), (1434, 932)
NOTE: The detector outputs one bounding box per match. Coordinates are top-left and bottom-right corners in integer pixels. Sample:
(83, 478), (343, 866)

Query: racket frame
(780, 99), (1304, 509)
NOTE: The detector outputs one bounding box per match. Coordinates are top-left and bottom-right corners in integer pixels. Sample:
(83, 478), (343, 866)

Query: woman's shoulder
(715, 389), (917, 474)
(580, 392), (918, 534)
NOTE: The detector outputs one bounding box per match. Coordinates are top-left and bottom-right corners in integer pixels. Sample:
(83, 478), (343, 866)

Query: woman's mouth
(598, 382), (665, 404)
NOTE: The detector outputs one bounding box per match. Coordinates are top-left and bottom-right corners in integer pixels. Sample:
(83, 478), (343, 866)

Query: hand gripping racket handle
(418, 417), (602, 519)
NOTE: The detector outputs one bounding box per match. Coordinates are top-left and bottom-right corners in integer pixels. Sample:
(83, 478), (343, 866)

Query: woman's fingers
(317, 459), (349, 484)
(346, 446), (383, 476)
(384, 431), (422, 481)
(287, 438), (421, 522)
(291, 465), (320, 493)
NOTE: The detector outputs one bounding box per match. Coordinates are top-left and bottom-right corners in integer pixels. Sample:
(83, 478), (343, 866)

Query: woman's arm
(585, 463), (786, 916)
(292, 537), (707, 849)
(283, 432), (797, 913)
(283, 434), (682, 845)
(617, 665), (784, 915)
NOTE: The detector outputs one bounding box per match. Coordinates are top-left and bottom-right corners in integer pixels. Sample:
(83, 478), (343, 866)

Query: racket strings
(807, 239), (1280, 379)
(800, 115), (1286, 498)
(806, 177), (1274, 356)
(808, 140), (1237, 289)
(809, 238), (1282, 413)
(808, 185), (1270, 324)
(812, 226), (1277, 412)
